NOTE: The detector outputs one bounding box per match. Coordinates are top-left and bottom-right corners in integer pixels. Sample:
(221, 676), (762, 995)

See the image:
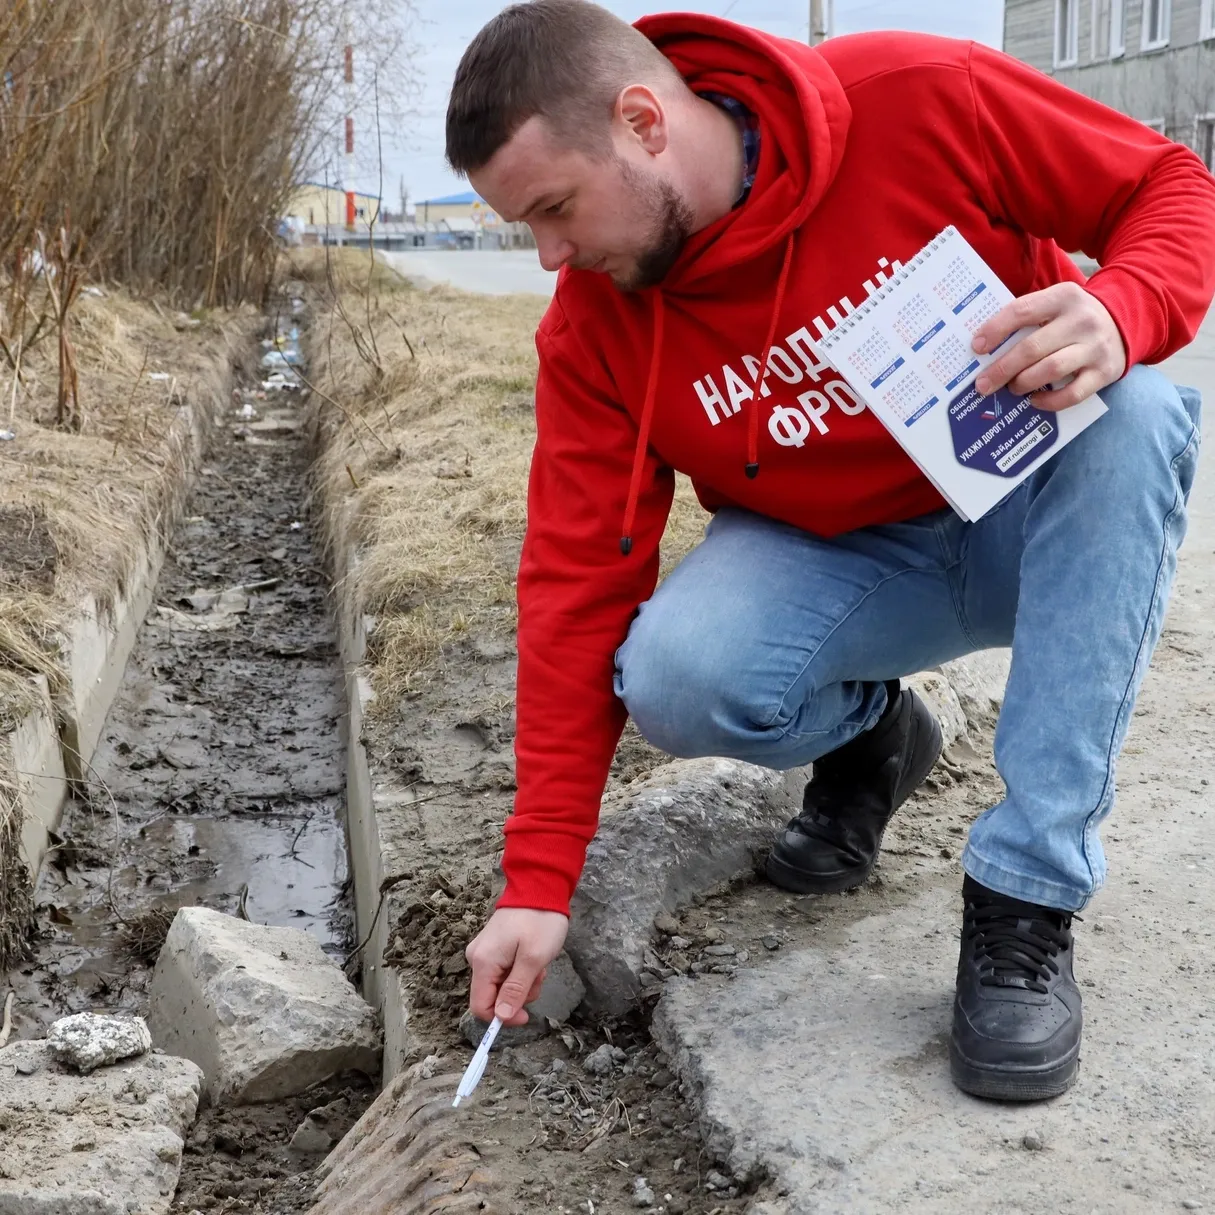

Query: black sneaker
(949, 875), (1082, 1101)
(764, 681), (942, 895)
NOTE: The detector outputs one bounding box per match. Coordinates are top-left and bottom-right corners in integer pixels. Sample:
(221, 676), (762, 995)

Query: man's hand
(466, 906), (569, 1026)
(972, 281), (1127, 411)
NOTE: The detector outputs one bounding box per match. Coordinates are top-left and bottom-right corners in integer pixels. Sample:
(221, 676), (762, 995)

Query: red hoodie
(501, 19), (1215, 915)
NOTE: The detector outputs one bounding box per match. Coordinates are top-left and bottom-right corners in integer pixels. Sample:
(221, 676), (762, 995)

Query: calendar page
(814, 226), (1107, 521)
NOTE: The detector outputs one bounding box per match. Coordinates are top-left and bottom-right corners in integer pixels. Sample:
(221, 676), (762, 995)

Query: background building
(1004, 0), (1215, 167)
(415, 190), (498, 225)
(289, 182), (382, 228)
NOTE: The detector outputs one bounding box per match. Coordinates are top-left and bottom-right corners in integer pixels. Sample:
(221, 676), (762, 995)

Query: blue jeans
(615, 366), (1202, 911)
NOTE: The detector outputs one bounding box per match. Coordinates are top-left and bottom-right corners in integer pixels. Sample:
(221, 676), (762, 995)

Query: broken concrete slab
(566, 758), (806, 1017)
(937, 649), (1009, 730)
(653, 874), (1215, 1212)
(564, 655), (1009, 1019)
(0, 1038), (203, 1215)
(46, 1013), (151, 1074)
(309, 1056), (501, 1215)
(459, 950), (585, 1047)
(147, 907), (381, 1105)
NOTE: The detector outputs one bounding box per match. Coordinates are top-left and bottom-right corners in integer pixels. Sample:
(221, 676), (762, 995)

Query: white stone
(147, 907), (381, 1105)
(46, 1013), (151, 1074)
(0, 1038), (202, 1215)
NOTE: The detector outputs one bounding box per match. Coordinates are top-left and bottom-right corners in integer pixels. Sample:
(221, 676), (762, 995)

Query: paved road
(380, 249), (556, 297)
(656, 313), (1215, 1214)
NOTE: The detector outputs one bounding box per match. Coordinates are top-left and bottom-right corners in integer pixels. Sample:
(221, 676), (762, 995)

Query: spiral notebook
(814, 226), (1107, 522)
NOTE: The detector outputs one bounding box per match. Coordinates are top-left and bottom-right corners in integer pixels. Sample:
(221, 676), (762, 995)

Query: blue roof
(420, 190), (482, 205)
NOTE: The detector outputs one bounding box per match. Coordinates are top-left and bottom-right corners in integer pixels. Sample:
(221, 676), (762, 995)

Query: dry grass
(305, 248), (707, 712)
(119, 905), (178, 967)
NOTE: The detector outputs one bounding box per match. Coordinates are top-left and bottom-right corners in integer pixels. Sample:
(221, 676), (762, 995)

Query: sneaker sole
(763, 705), (944, 896)
(948, 1038), (1080, 1102)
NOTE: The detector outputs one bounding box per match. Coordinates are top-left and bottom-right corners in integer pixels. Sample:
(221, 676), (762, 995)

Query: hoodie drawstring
(620, 231), (796, 556)
(620, 294), (666, 555)
(746, 232), (796, 478)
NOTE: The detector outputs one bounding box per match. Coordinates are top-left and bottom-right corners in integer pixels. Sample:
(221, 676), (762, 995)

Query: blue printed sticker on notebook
(949, 383), (1058, 478)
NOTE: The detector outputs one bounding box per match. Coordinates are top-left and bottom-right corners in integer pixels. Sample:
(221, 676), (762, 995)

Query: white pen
(452, 1015), (503, 1107)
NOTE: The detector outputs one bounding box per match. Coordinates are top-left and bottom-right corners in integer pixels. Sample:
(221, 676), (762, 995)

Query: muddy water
(5, 298), (353, 1036)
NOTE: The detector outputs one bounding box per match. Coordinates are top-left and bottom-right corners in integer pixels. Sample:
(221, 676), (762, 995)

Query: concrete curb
(329, 537), (417, 1083)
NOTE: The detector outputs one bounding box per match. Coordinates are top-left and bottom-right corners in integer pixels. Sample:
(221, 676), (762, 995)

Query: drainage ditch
(4, 285), (376, 1210)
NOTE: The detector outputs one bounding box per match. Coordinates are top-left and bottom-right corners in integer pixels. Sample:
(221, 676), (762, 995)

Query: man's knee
(614, 600), (778, 758)
(1098, 366), (1200, 479)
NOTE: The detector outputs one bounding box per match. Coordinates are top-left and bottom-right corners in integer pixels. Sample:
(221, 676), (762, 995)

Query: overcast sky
(339, 0), (1007, 206)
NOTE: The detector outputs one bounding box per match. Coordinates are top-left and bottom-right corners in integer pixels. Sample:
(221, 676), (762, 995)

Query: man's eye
(546, 200), (567, 216)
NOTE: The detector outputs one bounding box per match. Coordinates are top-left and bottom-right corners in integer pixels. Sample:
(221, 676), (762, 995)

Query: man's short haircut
(446, 0), (682, 174)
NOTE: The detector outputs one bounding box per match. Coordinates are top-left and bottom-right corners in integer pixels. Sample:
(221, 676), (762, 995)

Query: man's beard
(615, 160), (694, 292)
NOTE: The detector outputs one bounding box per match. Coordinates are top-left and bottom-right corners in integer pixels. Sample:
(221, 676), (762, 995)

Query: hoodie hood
(633, 13), (852, 288)
(617, 15), (851, 547)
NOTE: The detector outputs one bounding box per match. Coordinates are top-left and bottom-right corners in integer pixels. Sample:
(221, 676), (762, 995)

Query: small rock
(701, 944), (736, 957)
(667, 1196), (689, 1215)
(658, 1111), (676, 1128)
(649, 1069), (675, 1088)
(705, 1170), (730, 1190)
(1182, 1201), (1202, 1211)
(1021, 1132), (1044, 1152)
(502, 1048), (542, 1080)
(215, 1132), (245, 1156)
(289, 1116), (334, 1154)
(669, 936), (691, 950)
(702, 925), (724, 944)
(14, 1058), (39, 1076)
(761, 934), (781, 951)
(632, 1176), (656, 1207)
(440, 949), (469, 977)
(583, 1044), (627, 1076)
(460, 952), (585, 1046)
(653, 913), (680, 936)
(47, 1013), (152, 1073)
(737, 949), (750, 963)
(549, 1058), (566, 1074)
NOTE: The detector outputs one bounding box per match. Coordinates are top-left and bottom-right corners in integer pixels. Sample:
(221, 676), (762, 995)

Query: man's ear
(615, 84), (669, 155)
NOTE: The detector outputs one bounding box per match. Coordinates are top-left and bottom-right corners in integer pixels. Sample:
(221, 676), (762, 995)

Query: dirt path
(2, 289), (376, 1211)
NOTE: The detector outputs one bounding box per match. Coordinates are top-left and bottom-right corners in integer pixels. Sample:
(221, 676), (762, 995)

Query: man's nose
(535, 231), (575, 272)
